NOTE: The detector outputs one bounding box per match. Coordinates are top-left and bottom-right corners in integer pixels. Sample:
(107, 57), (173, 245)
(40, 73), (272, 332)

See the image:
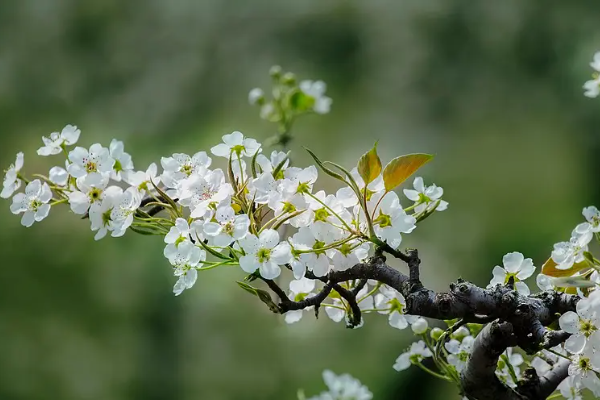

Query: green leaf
(197, 239), (230, 260)
(272, 151), (290, 179)
(150, 180), (180, 216)
(382, 153), (433, 192)
(251, 150), (260, 179)
(236, 281), (280, 313)
(553, 276), (596, 289)
(305, 148), (350, 185)
(357, 142), (382, 185)
(289, 89), (315, 112)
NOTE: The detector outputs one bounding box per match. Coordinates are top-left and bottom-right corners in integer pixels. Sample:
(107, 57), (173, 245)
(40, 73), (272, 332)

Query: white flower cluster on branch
(3, 59), (600, 400)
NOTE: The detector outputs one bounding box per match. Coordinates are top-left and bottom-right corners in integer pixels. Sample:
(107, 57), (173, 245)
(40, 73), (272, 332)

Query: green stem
(545, 348), (571, 361)
(305, 192), (353, 232)
(295, 235), (358, 254)
(358, 282), (381, 303)
(414, 362), (452, 382)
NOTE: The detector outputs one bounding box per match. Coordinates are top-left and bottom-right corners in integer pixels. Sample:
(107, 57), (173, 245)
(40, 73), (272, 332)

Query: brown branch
(264, 250), (579, 399)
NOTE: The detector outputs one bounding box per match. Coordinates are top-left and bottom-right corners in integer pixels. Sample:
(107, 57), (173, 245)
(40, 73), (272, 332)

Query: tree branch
(264, 250), (578, 399)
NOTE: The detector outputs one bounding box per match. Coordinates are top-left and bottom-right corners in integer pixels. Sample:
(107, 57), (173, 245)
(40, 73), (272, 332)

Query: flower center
(312, 240), (326, 256)
(282, 201), (296, 214)
(580, 319), (597, 337)
(223, 222), (235, 235)
(29, 199), (42, 212)
(294, 293), (308, 302)
(579, 357), (591, 371)
(504, 272), (520, 285)
(389, 298), (405, 314)
(296, 182), (310, 194)
(181, 164), (193, 176)
(257, 248), (271, 263)
(232, 144), (245, 156)
(374, 212), (392, 228)
(314, 208), (330, 222)
(85, 161), (98, 173)
(89, 188), (102, 203)
(339, 243), (353, 256)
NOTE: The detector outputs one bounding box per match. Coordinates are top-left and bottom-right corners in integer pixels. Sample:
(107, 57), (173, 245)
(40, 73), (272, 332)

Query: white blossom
(281, 166), (319, 196)
(559, 297), (600, 354)
(335, 168), (384, 208)
(109, 139), (134, 181)
(487, 252), (535, 295)
(375, 285), (418, 330)
(285, 278), (316, 324)
(165, 218), (194, 245)
(308, 370), (372, 400)
(496, 348), (524, 388)
(256, 150), (289, 175)
(164, 241), (206, 296)
(49, 165), (69, 186)
(290, 223), (343, 278)
(568, 350), (600, 396)
(1, 152), (24, 199)
(67, 143), (115, 186)
(445, 336), (475, 373)
(393, 341), (433, 371)
(89, 187), (124, 240)
(210, 131), (260, 159)
(580, 206), (600, 233)
(10, 180), (52, 227)
(584, 52), (600, 98)
(179, 170), (233, 219)
(248, 88), (264, 105)
(203, 205), (250, 246)
(403, 176), (448, 214)
(110, 187), (142, 237)
(558, 375), (583, 400)
(238, 229), (292, 279)
(124, 163), (161, 194)
(37, 125), (80, 156)
(370, 191), (416, 249)
(411, 317), (428, 334)
(552, 230), (593, 270)
(67, 177), (117, 215)
(299, 80), (332, 115)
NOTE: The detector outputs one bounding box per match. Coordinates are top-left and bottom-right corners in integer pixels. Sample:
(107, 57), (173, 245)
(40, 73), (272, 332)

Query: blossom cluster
(7, 60), (600, 400)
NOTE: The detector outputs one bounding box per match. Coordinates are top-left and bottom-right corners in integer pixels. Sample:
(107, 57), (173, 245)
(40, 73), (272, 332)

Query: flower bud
(248, 88), (265, 105)
(411, 317), (428, 335)
(269, 65), (282, 79)
(282, 72), (296, 85)
(452, 326), (470, 341)
(430, 327), (444, 341)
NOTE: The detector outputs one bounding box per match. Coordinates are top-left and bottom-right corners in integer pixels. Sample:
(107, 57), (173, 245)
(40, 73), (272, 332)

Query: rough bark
(267, 249), (576, 400)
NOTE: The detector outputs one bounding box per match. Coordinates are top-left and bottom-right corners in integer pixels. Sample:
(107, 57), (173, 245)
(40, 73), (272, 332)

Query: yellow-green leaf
(382, 153), (433, 192)
(541, 257), (589, 278)
(357, 142), (382, 185)
(553, 276), (596, 289)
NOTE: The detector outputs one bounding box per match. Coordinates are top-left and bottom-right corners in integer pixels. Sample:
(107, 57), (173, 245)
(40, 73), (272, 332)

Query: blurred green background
(1, 1), (600, 399)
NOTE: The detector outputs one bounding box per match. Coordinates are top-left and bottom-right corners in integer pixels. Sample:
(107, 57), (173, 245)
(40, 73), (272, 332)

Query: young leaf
(357, 142), (382, 185)
(305, 148), (349, 185)
(236, 281), (280, 313)
(382, 153), (433, 192)
(553, 276), (596, 288)
(541, 257), (589, 278)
